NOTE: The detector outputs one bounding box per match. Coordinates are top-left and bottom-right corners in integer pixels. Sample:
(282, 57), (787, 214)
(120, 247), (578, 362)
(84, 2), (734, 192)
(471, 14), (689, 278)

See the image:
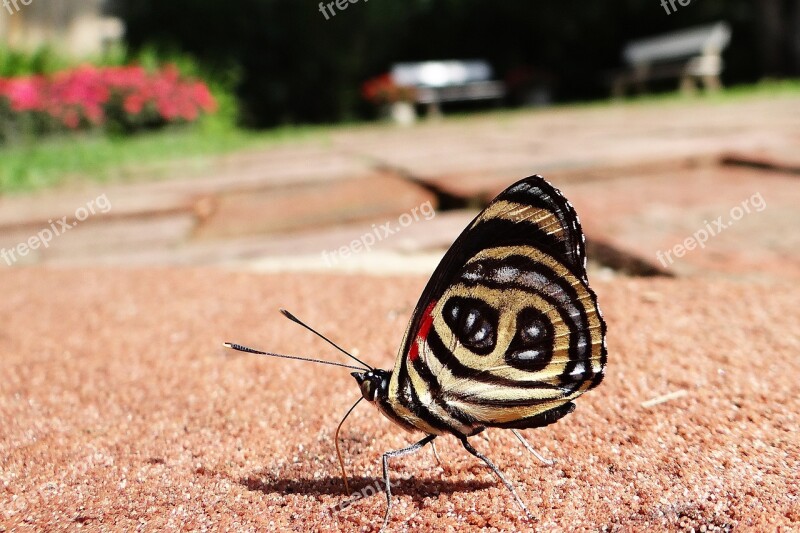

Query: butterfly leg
(381, 434), (436, 532)
(511, 429), (554, 466)
(459, 437), (533, 519)
(430, 441), (443, 466)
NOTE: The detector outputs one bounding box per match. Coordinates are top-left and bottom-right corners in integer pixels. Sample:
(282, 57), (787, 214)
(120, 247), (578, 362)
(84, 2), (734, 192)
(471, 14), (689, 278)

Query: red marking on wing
(409, 301), (437, 362)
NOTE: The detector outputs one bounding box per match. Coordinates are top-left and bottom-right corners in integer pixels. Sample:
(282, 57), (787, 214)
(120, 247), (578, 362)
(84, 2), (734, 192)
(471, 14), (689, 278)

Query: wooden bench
(391, 60), (505, 116)
(612, 22), (732, 98)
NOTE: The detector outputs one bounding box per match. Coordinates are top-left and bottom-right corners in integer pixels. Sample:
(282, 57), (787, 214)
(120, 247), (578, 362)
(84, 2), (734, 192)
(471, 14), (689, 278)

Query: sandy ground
(1, 269), (798, 531)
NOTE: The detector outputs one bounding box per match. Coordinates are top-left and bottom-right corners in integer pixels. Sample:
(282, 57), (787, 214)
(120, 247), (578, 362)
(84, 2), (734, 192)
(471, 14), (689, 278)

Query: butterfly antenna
(280, 309), (373, 370)
(335, 397), (363, 496)
(223, 343), (367, 371)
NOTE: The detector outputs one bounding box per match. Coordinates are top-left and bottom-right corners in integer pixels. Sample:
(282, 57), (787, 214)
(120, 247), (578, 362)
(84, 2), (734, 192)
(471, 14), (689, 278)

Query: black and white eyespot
(443, 297), (497, 355)
(505, 307), (555, 372)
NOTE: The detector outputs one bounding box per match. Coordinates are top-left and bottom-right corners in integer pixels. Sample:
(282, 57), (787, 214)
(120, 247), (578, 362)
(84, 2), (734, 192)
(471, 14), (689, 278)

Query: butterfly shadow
(240, 473), (494, 505)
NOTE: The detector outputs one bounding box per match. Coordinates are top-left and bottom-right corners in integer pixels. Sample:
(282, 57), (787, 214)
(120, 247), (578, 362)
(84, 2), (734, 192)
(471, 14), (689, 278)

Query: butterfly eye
(443, 297), (498, 355)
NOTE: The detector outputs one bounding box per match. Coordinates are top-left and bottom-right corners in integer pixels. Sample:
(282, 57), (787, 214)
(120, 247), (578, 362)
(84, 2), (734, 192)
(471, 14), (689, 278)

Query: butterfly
(226, 174), (607, 530)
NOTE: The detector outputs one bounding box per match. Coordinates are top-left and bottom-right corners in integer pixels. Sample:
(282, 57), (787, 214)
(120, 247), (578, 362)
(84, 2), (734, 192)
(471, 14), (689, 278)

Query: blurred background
(1, 0), (799, 279)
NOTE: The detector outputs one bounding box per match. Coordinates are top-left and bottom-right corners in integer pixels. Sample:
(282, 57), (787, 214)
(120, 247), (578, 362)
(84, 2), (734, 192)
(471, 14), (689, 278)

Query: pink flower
(1, 64), (217, 134)
(6, 77), (45, 112)
(192, 82), (217, 112)
(160, 64), (181, 83)
(123, 94), (145, 115)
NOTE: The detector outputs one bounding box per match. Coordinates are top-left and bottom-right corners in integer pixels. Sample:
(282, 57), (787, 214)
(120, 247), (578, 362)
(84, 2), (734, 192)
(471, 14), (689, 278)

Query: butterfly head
(351, 369), (389, 402)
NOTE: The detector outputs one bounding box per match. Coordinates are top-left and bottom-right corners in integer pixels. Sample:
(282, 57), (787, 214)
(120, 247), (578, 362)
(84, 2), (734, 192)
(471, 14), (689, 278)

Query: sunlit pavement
(2, 269), (798, 530)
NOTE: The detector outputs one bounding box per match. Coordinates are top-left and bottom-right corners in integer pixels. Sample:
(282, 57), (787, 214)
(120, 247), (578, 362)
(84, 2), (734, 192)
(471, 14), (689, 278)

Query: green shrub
(0, 47), (72, 77)
(0, 45), (240, 144)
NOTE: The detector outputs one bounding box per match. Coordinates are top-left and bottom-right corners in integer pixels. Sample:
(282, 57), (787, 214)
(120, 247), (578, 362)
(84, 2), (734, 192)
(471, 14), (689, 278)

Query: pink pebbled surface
(1, 269), (798, 531)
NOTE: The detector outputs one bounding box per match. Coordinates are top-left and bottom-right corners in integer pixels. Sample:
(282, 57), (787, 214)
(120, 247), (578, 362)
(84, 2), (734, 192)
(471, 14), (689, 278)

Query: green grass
(442, 78), (800, 123)
(0, 122), (332, 194)
(2, 78), (798, 195)
(608, 77), (800, 106)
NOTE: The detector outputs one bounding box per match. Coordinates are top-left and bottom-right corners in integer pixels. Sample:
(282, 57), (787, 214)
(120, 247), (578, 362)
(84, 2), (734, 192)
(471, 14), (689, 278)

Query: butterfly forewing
(385, 175), (606, 436)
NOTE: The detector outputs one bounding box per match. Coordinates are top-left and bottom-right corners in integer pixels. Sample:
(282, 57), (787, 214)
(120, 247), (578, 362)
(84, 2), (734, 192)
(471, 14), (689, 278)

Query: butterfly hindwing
(385, 175), (606, 435)
(422, 246), (605, 428)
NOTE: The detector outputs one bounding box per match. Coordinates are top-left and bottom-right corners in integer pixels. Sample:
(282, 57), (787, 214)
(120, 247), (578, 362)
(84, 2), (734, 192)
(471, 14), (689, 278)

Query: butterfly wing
(384, 175), (606, 436)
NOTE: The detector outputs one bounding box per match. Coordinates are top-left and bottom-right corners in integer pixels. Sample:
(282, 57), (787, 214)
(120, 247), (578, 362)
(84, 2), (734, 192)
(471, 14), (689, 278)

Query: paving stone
(0, 215), (196, 266)
(0, 186), (190, 230)
(1, 95), (797, 277)
(192, 171), (436, 240)
(723, 146), (800, 174)
(332, 97), (800, 199)
(558, 166), (800, 280)
(41, 209), (473, 269)
(0, 146), (379, 232)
